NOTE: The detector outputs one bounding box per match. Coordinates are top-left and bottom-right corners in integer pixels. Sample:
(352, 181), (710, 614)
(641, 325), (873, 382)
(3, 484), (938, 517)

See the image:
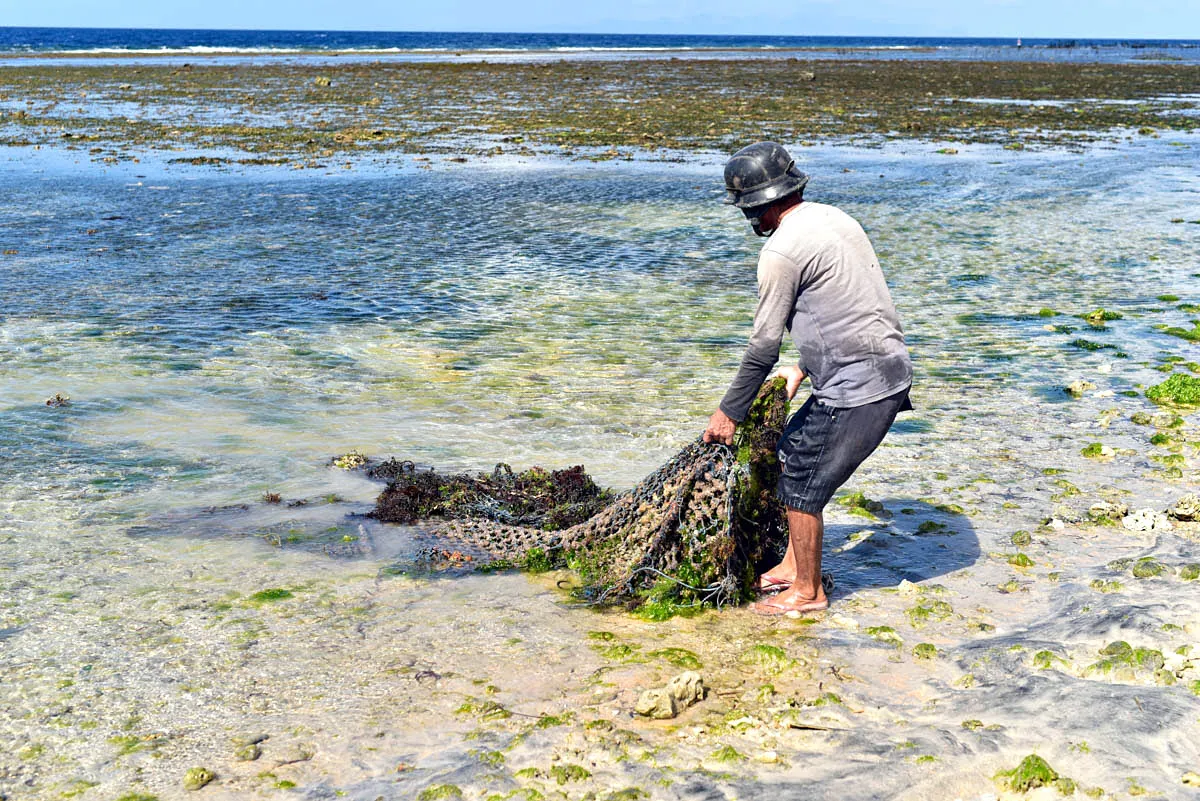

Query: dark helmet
(723, 141), (809, 210)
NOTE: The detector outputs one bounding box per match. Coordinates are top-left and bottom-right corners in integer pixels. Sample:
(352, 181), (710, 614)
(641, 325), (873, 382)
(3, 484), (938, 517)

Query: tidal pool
(0, 137), (1198, 800)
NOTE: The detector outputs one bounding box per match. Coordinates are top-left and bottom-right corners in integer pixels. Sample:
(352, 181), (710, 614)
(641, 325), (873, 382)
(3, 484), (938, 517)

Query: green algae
(1033, 650), (1066, 669)
(995, 754), (1063, 793)
(647, 648), (702, 670)
(1147, 373), (1200, 406)
(1010, 530), (1032, 547)
(1163, 322), (1200, 342)
(866, 625), (903, 646)
(548, 765), (591, 785)
(182, 767), (215, 791)
(1080, 308), (1123, 327)
(115, 795), (159, 801)
(1080, 442), (1110, 459)
(1089, 579), (1124, 593)
(455, 699), (513, 721)
(533, 713), (572, 729)
(839, 491), (885, 518)
(419, 786), (465, 801)
(740, 644), (795, 674)
(1086, 641), (1165, 678)
(592, 643), (644, 662)
(906, 600), (954, 627)
(1006, 552), (1035, 568)
(470, 749), (506, 766)
(1131, 557), (1169, 578)
(912, 643), (938, 660)
(709, 745), (746, 763)
(521, 548), (553, 574)
(247, 587), (295, 604)
(1180, 564), (1200, 580)
(1070, 338), (1119, 352)
(331, 450), (367, 470)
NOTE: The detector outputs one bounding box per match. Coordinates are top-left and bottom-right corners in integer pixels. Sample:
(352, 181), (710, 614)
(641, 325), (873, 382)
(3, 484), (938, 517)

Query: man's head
(723, 141), (809, 237)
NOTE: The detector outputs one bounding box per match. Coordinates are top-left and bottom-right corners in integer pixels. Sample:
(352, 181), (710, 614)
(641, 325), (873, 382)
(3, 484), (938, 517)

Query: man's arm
(703, 251), (801, 444)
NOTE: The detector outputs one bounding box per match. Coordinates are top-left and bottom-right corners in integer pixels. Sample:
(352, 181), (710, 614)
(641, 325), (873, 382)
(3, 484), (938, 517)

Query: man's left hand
(703, 408), (736, 445)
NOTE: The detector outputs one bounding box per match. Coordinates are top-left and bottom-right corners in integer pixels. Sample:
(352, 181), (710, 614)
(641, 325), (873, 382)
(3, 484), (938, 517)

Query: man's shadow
(813, 499), (981, 596)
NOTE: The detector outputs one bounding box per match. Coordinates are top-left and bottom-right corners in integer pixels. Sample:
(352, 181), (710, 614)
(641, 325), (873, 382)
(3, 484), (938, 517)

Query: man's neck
(778, 199), (804, 224)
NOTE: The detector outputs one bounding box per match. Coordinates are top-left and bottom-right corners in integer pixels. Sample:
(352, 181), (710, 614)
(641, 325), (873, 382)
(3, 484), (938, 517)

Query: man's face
(743, 202), (780, 238)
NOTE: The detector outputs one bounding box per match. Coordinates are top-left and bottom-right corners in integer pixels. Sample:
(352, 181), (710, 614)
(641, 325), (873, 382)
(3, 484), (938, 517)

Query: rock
(666, 671), (706, 708)
(830, 614), (859, 631)
(313, 76), (332, 87)
(1065, 379), (1096, 397)
(1025, 788), (1061, 801)
(1168, 494), (1200, 521)
(1183, 771), (1200, 787)
(1051, 504), (1082, 523)
(635, 688), (677, 719)
(897, 579), (921, 596)
(234, 743), (261, 761)
(1088, 501), (1128, 521)
(799, 71), (816, 81)
(183, 767), (215, 791)
(1123, 508), (1172, 532)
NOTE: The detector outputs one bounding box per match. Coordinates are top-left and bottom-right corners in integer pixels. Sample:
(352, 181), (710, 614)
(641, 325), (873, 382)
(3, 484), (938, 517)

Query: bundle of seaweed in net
(370, 378), (789, 612)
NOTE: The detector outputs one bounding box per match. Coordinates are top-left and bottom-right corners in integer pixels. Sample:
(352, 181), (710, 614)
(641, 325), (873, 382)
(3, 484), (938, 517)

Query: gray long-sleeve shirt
(719, 201), (912, 421)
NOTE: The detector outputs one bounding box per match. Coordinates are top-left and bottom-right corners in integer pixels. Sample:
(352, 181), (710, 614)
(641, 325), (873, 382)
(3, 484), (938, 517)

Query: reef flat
(1, 50), (1199, 801)
(0, 57), (1197, 165)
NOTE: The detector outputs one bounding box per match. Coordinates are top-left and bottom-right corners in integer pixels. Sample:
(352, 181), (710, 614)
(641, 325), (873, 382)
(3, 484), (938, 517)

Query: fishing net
(370, 378), (790, 610)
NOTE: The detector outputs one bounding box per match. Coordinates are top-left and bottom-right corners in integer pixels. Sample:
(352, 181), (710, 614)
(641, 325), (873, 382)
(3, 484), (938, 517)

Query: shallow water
(1, 138), (1198, 800)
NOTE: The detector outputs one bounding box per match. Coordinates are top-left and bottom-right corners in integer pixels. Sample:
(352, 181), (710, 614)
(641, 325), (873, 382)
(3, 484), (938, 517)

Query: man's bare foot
(748, 585), (829, 616)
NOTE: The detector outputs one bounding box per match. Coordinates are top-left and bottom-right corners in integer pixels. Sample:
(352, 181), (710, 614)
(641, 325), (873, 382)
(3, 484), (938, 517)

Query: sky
(2, 0), (1198, 39)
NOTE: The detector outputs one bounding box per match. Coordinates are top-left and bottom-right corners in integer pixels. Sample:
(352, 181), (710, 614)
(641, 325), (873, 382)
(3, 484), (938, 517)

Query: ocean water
(1, 138), (1198, 798)
(1, 26), (1198, 64)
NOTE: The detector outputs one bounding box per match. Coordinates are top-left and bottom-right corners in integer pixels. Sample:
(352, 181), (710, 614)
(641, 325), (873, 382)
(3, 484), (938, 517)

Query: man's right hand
(703, 408), (736, 445)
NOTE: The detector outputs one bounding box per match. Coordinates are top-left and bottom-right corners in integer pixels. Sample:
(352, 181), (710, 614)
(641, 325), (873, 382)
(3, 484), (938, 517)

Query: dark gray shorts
(776, 388), (912, 514)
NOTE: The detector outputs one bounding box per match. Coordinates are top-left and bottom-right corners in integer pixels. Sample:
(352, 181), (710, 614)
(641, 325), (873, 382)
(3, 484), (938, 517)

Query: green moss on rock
(183, 768), (215, 791)
(996, 754), (1060, 792)
(1147, 373), (1200, 406)
(913, 643), (938, 660)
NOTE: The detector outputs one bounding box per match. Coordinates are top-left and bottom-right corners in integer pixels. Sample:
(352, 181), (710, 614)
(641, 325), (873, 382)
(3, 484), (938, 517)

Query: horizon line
(1, 25), (1198, 43)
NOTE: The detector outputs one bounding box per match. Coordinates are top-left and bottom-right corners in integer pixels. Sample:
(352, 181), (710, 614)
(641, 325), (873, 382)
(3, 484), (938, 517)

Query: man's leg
(750, 508), (827, 613)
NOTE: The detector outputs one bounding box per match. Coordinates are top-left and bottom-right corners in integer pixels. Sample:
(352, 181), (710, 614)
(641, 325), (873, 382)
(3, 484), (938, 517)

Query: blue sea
(1, 26), (1198, 63)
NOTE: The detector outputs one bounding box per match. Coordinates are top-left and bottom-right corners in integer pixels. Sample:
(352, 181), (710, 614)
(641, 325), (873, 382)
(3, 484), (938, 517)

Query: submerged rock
(1123, 508), (1172, 532)
(635, 688), (677, 719)
(1064, 379), (1096, 397)
(666, 671), (706, 708)
(636, 671), (706, 719)
(1088, 501), (1128, 521)
(183, 767), (215, 790)
(1168, 494), (1200, 521)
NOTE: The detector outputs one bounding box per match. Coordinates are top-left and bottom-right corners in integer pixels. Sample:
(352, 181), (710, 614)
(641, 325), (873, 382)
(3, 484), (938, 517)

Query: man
(702, 141), (912, 616)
